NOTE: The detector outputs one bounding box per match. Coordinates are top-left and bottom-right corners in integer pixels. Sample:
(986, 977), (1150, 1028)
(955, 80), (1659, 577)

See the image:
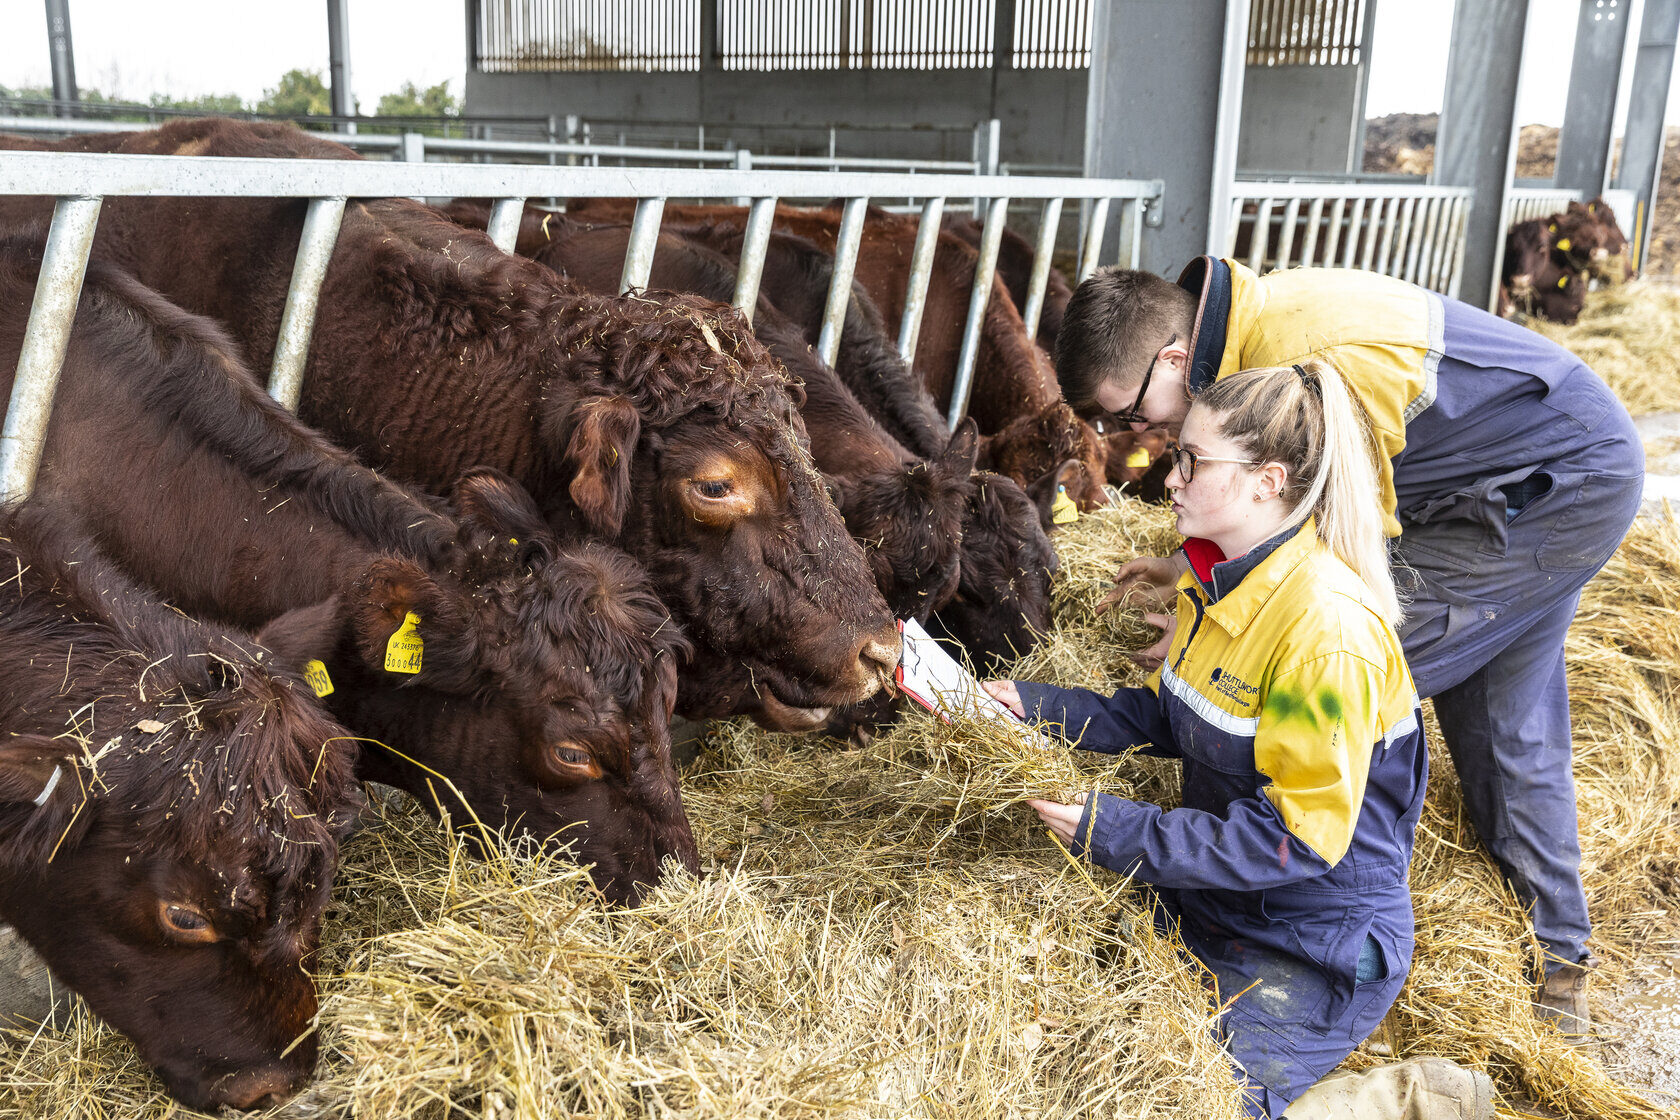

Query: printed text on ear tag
(1051, 485), (1079, 525)
(1125, 447), (1152, 469)
(303, 660), (335, 698)
(385, 611), (424, 674)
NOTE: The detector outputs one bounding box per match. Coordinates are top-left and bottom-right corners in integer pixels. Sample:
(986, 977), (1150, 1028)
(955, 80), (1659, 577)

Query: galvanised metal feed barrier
(1226, 181), (1474, 298)
(1504, 188), (1584, 229)
(0, 152), (1163, 502)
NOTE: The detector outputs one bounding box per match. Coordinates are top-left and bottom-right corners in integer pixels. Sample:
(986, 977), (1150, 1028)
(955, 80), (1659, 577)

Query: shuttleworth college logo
(1209, 666), (1260, 706)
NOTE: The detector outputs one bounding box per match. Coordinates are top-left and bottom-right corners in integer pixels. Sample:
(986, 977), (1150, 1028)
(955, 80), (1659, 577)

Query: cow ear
(452, 467), (556, 568)
(940, 418), (981, 480)
(1026, 458), (1083, 530)
(347, 558), (473, 682)
(252, 598), (344, 672)
(562, 396), (640, 537)
(0, 735), (73, 809)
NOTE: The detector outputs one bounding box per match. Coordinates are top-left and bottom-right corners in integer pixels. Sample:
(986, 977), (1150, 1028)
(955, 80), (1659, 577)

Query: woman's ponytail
(1196, 359), (1403, 627)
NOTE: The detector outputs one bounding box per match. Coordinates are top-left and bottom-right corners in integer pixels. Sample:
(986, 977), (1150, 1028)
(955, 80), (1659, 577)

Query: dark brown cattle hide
(0, 237), (696, 902)
(940, 211), (1073, 358)
(0, 120), (900, 734)
(0, 501), (360, 1110)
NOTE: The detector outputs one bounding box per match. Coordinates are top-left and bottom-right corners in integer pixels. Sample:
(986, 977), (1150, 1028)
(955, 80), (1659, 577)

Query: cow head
(541, 294), (901, 730)
(1100, 427), (1172, 490)
(832, 419), (978, 621)
(980, 401), (1110, 516)
(0, 650), (359, 1111)
(262, 470), (697, 903)
(927, 469), (1057, 671)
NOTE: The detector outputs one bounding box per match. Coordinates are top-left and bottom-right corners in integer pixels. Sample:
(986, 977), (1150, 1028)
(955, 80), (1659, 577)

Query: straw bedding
(1530, 281), (1680, 415)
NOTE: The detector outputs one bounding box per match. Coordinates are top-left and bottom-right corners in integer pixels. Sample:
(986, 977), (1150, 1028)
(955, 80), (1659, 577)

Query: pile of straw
(1531, 282), (1680, 415)
(5, 499), (1680, 1119)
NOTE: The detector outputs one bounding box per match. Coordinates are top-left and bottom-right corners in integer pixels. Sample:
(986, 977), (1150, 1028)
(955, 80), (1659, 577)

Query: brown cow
(0, 119), (899, 734)
(1569, 197), (1634, 281)
(0, 501), (360, 1110)
(940, 211), (1073, 357)
(565, 199), (1111, 513)
(0, 237), (696, 902)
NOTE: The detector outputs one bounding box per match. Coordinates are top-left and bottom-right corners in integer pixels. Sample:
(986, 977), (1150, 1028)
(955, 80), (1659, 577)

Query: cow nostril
(210, 1064), (306, 1111)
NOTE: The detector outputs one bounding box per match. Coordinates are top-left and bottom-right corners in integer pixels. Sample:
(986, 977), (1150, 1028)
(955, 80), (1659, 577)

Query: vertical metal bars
(474, 0), (702, 72)
(1019, 197), (1062, 339)
(897, 196), (946, 361)
(0, 195), (101, 502)
(620, 196), (667, 293)
(817, 196), (869, 368)
(947, 194), (1008, 430)
(268, 196), (346, 411)
(485, 197), (527, 253)
(733, 195), (778, 322)
(1076, 197), (1109, 281)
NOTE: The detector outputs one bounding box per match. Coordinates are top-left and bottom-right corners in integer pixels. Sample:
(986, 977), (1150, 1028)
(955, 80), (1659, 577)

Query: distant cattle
(0, 237), (697, 902)
(0, 119), (899, 735)
(565, 198), (1111, 514)
(1570, 197), (1634, 282)
(1501, 218), (1586, 324)
(467, 206), (1055, 670)
(0, 501), (360, 1110)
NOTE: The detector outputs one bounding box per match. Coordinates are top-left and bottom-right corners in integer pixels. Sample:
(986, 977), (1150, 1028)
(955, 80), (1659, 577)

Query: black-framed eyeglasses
(1093, 334), (1176, 430)
(1167, 442), (1258, 483)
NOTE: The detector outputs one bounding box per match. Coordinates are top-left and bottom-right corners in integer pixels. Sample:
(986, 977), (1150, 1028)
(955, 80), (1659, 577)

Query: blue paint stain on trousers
(1394, 303), (1645, 970)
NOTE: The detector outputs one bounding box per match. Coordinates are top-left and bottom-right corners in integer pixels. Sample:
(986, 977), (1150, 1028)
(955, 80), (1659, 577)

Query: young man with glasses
(1053, 258), (1644, 1036)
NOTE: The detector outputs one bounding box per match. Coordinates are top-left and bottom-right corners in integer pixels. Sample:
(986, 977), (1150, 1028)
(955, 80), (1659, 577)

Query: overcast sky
(0, 1), (1671, 128)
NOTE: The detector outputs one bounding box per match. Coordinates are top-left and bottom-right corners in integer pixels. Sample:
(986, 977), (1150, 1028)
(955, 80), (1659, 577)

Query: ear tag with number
(303, 660), (335, 698)
(1557, 237), (1572, 252)
(385, 611), (424, 674)
(1556, 274), (1569, 289)
(1125, 447), (1153, 469)
(1051, 484), (1079, 526)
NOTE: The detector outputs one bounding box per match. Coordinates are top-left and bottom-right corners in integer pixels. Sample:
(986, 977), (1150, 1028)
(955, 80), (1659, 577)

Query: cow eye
(158, 901), (217, 943)
(555, 747), (592, 767)
(694, 479), (733, 500)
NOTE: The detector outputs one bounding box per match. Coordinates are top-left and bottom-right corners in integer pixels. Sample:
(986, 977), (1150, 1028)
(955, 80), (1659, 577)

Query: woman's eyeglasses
(1167, 443), (1258, 483)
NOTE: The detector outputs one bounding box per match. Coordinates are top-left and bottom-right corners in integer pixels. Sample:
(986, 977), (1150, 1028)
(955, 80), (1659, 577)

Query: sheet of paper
(895, 618), (1056, 747)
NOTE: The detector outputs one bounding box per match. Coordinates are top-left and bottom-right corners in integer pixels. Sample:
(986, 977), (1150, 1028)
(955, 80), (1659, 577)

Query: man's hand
(1096, 553), (1187, 616)
(981, 679), (1025, 718)
(1027, 792), (1089, 847)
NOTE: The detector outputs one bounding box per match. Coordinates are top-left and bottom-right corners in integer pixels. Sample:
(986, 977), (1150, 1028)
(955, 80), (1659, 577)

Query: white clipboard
(894, 618), (1055, 747)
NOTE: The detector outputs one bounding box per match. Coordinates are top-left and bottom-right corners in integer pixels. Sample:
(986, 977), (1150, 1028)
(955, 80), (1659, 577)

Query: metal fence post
(733, 196), (778, 323)
(817, 196), (869, 368)
(486, 197), (527, 253)
(733, 149), (753, 207)
(268, 196), (347, 411)
(399, 131), (426, 162)
(0, 195), (101, 502)
(1020, 197), (1063, 340)
(1077, 197), (1111, 281)
(948, 194), (1009, 430)
(620, 197), (667, 293)
(897, 196), (946, 361)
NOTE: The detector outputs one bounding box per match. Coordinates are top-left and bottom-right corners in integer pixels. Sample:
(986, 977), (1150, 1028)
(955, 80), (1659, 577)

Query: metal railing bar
(1249, 199), (1274, 273)
(1446, 198), (1469, 301)
(948, 193), (1008, 431)
(620, 196), (666, 293)
(733, 195), (779, 324)
(0, 195), (101, 503)
(269, 196), (346, 411)
(1361, 197), (1385, 272)
(485, 197), (527, 253)
(1126, 197), (1144, 269)
(1225, 180), (1471, 201)
(1322, 197), (1345, 267)
(817, 196), (869, 369)
(1226, 195), (1245, 257)
(1076, 197), (1110, 282)
(1300, 197), (1324, 266)
(1020, 196), (1062, 341)
(897, 196), (946, 361)
(1342, 197), (1365, 268)
(1391, 196), (1416, 280)
(1276, 197), (1301, 270)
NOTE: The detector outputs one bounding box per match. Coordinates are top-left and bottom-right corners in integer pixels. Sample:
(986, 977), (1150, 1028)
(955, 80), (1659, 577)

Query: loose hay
(6, 500), (1680, 1119)
(1531, 282), (1680, 415)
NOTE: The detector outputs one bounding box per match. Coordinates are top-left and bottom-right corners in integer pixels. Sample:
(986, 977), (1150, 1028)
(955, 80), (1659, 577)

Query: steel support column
(1085, 0), (1245, 275)
(1349, 0), (1381, 175)
(1612, 0), (1680, 271)
(1435, 0), (1533, 309)
(43, 0), (78, 115)
(327, 0), (355, 125)
(1557, 0), (1633, 196)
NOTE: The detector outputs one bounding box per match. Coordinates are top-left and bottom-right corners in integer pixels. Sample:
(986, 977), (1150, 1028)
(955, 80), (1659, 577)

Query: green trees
(255, 69), (337, 117)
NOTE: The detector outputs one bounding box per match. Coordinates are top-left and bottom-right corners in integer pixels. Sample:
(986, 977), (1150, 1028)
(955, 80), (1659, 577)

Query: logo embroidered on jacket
(1210, 666), (1260, 706)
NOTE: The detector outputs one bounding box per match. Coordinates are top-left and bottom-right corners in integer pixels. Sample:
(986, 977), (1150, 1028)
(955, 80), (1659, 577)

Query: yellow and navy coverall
(1015, 520), (1427, 1118)
(1175, 257), (1642, 973)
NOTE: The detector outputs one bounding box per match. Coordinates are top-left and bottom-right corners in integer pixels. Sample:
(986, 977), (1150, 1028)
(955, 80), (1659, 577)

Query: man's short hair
(1055, 267), (1197, 409)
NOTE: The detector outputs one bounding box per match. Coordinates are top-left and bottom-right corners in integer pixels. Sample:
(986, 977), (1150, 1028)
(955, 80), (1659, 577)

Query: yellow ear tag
(1556, 274), (1569, 289)
(303, 660), (335, 698)
(1549, 223), (1558, 233)
(384, 611), (424, 675)
(1051, 485), (1079, 526)
(1557, 237), (1572, 252)
(1125, 447), (1153, 469)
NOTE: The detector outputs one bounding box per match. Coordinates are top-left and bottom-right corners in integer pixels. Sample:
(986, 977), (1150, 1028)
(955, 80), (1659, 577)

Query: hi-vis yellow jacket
(1184, 259), (1442, 538)
(1015, 520), (1427, 991)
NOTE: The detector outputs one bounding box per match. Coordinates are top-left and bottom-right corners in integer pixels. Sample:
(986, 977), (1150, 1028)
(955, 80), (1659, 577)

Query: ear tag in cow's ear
(384, 612), (424, 675)
(1094, 418), (1105, 435)
(1051, 485), (1079, 526)
(1557, 274), (1569, 289)
(303, 660), (335, 698)
(1557, 237), (1572, 252)
(1549, 223), (1558, 233)
(1125, 447), (1152, 469)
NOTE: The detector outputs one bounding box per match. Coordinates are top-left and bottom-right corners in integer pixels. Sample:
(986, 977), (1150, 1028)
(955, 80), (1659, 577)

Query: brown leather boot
(1282, 1058), (1495, 1119)
(1533, 961), (1592, 1038)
